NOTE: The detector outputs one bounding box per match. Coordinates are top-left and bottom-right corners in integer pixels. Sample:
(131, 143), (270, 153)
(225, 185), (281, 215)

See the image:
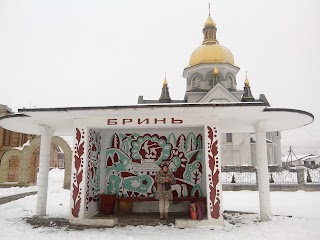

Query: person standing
(155, 163), (176, 220)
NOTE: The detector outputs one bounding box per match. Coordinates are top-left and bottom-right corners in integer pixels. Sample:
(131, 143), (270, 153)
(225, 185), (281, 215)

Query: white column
(36, 125), (55, 216)
(254, 121), (271, 221)
(204, 124), (224, 225)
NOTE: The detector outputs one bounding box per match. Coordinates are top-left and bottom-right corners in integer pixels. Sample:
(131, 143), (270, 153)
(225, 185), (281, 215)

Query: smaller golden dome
(163, 78), (168, 86)
(244, 72), (250, 87)
(204, 15), (216, 27)
(213, 66), (219, 76)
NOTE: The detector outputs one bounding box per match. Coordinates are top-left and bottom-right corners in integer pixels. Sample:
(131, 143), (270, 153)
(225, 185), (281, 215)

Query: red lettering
(138, 118), (150, 125)
(107, 119), (117, 125)
(122, 118), (133, 125)
(107, 117), (183, 126)
(154, 118), (166, 124)
(171, 118), (183, 124)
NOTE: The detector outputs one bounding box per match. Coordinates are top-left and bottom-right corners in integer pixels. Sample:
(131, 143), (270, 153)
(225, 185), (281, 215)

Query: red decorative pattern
(85, 129), (93, 211)
(71, 128), (85, 218)
(207, 126), (220, 219)
(85, 129), (101, 210)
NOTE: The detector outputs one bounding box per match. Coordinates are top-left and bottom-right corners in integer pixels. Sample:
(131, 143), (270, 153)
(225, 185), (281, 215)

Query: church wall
(251, 144), (257, 167)
(221, 133), (238, 166)
(273, 132), (282, 165)
(250, 143), (277, 167)
(220, 133), (252, 166)
(187, 93), (206, 103)
(231, 91), (243, 101)
(267, 144), (275, 165)
(239, 133), (252, 165)
(221, 144), (234, 166)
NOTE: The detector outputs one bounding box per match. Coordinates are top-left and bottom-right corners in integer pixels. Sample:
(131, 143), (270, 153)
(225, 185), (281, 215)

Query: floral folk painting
(105, 132), (204, 198)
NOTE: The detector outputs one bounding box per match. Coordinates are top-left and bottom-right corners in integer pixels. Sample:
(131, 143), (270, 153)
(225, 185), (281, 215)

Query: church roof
(241, 74), (256, 102)
(159, 77), (171, 103)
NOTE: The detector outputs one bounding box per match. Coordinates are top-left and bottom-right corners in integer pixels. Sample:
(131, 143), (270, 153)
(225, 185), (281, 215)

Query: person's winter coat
(155, 169), (176, 200)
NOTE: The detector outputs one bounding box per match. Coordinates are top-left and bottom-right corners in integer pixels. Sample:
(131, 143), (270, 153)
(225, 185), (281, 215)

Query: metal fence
(221, 172), (256, 184)
(269, 170), (298, 184)
(222, 167), (320, 185)
(305, 168), (320, 183)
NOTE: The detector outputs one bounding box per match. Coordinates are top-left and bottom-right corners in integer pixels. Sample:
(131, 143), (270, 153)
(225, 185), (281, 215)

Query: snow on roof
(301, 155), (320, 161)
(0, 104), (12, 113)
(12, 140), (31, 151)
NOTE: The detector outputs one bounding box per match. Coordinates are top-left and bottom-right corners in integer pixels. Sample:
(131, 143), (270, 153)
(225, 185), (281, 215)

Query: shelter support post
(70, 126), (88, 220)
(36, 125), (55, 216)
(254, 121), (271, 221)
(204, 124), (224, 225)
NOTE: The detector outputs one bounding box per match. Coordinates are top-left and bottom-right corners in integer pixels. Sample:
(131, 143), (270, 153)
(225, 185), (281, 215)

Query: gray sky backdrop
(0, 0), (319, 156)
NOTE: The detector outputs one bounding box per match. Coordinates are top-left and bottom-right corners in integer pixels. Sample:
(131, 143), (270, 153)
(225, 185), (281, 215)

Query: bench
(115, 197), (206, 202)
(100, 195), (206, 214)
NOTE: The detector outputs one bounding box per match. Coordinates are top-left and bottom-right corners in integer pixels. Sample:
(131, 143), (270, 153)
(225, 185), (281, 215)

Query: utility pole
(286, 146), (299, 167)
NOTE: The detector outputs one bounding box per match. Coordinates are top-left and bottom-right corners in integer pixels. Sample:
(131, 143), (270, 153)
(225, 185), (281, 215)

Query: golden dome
(188, 44), (235, 67)
(204, 15), (216, 27)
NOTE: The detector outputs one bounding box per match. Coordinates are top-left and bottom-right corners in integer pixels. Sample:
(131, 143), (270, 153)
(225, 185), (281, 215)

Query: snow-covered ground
(0, 169), (319, 240)
(0, 185), (37, 198)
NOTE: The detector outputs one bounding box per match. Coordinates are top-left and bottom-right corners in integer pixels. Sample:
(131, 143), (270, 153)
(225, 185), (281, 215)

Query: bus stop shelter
(0, 102), (313, 227)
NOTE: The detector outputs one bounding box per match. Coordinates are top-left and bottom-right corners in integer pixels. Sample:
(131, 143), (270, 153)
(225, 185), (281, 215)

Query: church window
(209, 74), (217, 87)
(192, 76), (200, 88)
(209, 74), (213, 86)
(228, 76), (233, 88)
(226, 133), (232, 142)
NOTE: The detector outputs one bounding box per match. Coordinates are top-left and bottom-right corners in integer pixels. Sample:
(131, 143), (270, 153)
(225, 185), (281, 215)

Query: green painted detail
(106, 173), (122, 195)
(105, 132), (204, 198)
(123, 175), (154, 194)
(191, 184), (203, 197)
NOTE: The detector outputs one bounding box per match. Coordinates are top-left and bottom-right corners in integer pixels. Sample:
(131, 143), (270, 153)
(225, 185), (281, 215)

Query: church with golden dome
(138, 12), (282, 167)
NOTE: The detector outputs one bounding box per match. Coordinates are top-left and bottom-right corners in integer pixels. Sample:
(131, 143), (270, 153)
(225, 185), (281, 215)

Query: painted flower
(131, 134), (171, 164)
(169, 148), (188, 171)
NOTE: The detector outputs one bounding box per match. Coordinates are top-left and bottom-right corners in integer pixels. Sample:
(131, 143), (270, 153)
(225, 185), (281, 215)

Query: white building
(302, 155), (320, 166)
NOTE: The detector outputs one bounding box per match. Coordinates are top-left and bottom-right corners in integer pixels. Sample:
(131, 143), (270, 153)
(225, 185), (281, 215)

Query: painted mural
(207, 126), (220, 219)
(71, 128), (85, 218)
(105, 132), (204, 198)
(85, 130), (101, 211)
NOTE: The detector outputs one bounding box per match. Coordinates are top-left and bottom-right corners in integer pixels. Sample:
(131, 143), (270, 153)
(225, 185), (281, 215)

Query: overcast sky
(0, 0), (319, 155)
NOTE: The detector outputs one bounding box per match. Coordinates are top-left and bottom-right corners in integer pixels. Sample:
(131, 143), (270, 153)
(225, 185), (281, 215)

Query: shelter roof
(0, 102), (313, 136)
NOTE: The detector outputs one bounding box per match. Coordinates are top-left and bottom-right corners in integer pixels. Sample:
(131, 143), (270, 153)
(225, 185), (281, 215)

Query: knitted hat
(161, 163), (168, 168)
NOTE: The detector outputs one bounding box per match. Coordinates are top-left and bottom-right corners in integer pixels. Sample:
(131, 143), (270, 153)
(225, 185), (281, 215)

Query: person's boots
(165, 212), (169, 220)
(160, 212), (164, 220)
